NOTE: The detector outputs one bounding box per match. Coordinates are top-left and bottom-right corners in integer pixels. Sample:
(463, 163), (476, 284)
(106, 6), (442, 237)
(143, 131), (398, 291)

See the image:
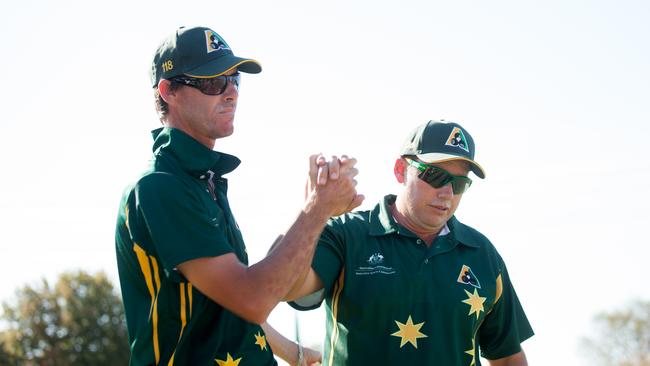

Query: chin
(215, 131), (234, 139)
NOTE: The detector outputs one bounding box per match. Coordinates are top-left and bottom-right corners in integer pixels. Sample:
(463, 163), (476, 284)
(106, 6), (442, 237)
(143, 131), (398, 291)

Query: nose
(222, 80), (239, 101)
(436, 183), (454, 198)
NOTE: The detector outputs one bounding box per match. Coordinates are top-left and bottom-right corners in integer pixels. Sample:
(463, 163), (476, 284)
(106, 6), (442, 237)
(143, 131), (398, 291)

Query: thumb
(347, 194), (365, 212)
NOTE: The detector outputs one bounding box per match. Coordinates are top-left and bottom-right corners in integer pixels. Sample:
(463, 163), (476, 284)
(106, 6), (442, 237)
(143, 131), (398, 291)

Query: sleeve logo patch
(457, 264), (481, 288)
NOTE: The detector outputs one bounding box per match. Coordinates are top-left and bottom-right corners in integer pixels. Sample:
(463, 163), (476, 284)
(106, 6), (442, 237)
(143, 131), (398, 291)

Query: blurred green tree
(581, 300), (650, 366)
(0, 337), (22, 365)
(0, 271), (129, 365)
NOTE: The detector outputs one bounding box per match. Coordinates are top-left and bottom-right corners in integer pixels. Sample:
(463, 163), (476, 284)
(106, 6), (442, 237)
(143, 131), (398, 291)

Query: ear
(394, 158), (407, 184)
(157, 79), (176, 104)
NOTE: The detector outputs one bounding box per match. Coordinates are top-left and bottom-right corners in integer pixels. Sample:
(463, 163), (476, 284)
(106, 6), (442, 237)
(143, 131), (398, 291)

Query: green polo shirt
(115, 127), (276, 366)
(291, 195), (533, 366)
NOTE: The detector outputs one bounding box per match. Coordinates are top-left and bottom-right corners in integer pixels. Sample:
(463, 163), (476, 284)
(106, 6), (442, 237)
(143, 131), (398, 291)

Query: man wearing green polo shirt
(115, 26), (362, 366)
(287, 120), (534, 365)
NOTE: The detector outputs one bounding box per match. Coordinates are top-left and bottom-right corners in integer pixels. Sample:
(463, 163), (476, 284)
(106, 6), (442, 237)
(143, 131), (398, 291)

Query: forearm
(177, 207), (329, 324)
(283, 265), (314, 301)
(488, 350), (528, 366)
(244, 204), (330, 319)
(262, 322), (300, 365)
(268, 234), (322, 303)
(266, 235), (312, 300)
(179, 155), (360, 324)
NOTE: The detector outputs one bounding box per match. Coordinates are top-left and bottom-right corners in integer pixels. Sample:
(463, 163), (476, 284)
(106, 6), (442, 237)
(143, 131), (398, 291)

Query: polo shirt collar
(368, 194), (400, 236)
(151, 127), (240, 177)
(446, 216), (481, 248)
(368, 194), (480, 248)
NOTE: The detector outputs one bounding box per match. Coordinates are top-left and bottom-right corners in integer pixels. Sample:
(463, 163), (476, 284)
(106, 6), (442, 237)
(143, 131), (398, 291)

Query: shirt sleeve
(288, 218), (346, 310)
(478, 258), (534, 359)
(134, 173), (234, 278)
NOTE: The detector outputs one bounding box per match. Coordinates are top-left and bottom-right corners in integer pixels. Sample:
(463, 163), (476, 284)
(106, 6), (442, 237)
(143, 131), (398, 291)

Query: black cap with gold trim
(150, 26), (262, 87)
(400, 120), (486, 179)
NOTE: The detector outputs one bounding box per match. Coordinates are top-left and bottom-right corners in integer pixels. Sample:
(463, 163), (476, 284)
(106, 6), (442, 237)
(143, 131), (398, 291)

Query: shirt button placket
(205, 170), (217, 201)
(415, 239), (430, 267)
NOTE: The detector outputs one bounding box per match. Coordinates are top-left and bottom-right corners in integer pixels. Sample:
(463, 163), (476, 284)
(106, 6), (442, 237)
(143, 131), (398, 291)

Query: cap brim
(416, 153), (486, 179)
(184, 55), (262, 78)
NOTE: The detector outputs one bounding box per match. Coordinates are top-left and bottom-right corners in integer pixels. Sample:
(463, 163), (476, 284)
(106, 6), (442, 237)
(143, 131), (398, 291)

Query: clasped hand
(305, 154), (365, 217)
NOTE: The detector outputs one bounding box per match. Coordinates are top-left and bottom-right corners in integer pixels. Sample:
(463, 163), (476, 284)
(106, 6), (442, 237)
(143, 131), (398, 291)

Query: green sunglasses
(405, 158), (473, 194)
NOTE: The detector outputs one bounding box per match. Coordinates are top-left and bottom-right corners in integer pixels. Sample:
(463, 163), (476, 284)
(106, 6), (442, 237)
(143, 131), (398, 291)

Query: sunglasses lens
(416, 164), (472, 194)
(201, 78), (228, 95)
(231, 74), (240, 87)
(419, 168), (451, 188)
(197, 74), (240, 95)
(173, 74), (241, 95)
(451, 178), (472, 194)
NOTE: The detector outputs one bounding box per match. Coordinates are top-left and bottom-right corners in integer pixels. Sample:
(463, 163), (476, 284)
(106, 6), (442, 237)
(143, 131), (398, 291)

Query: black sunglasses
(171, 73), (240, 95)
(405, 158), (472, 195)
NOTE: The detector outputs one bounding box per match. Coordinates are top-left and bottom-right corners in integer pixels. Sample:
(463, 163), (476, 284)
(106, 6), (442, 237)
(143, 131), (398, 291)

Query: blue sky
(1, 0), (649, 364)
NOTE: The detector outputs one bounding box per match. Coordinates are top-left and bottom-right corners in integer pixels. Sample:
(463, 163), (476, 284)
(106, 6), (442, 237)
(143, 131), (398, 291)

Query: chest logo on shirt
(355, 252), (396, 276)
(457, 265), (481, 289)
(368, 252), (384, 265)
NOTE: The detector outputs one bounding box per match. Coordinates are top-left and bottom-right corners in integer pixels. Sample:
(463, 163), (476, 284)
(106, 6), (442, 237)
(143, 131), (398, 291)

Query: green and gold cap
(400, 120), (486, 179)
(150, 26), (262, 87)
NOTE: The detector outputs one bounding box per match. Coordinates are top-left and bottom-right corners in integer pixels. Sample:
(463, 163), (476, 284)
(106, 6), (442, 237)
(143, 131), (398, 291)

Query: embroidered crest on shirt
(367, 252), (384, 265)
(354, 252), (395, 275)
(457, 264), (481, 289)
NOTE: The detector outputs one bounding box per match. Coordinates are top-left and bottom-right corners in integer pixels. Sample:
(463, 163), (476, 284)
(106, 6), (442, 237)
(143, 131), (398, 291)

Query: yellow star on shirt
(254, 331), (268, 351)
(465, 338), (476, 366)
(215, 353), (242, 366)
(390, 315), (428, 348)
(462, 288), (487, 319)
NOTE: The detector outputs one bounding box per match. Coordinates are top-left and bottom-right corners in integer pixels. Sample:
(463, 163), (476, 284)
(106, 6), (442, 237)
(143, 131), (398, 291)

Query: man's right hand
(305, 154), (364, 218)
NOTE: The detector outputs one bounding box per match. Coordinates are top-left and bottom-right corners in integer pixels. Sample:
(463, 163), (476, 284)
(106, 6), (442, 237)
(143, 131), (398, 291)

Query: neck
(390, 203), (442, 247)
(163, 119), (215, 149)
